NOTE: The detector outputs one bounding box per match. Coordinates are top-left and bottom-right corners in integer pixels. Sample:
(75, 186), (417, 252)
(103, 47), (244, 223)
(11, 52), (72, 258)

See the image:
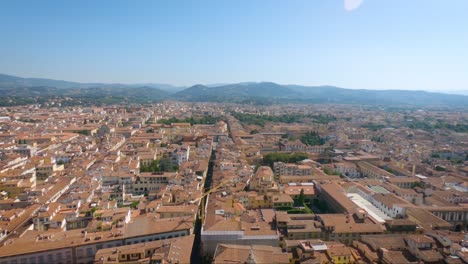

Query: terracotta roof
(213, 244), (290, 264)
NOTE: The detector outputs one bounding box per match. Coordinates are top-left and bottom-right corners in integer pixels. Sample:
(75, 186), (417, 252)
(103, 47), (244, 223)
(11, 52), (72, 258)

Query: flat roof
(369, 185), (390, 194)
(347, 193), (392, 223)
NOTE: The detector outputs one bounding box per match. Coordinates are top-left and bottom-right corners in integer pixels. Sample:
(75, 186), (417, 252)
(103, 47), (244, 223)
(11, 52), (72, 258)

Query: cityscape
(1, 1), (468, 264)
(0, 100), (466, 263)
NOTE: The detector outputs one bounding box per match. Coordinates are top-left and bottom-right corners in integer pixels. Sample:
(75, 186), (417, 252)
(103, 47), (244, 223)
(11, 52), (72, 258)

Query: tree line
(157, 116), (223, 125)
(231, 112), (336, 127)
(261, 152), (309, 168)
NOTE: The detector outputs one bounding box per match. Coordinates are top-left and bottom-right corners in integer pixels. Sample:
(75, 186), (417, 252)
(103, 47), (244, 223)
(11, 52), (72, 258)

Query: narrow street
(190, 136), (218, 264)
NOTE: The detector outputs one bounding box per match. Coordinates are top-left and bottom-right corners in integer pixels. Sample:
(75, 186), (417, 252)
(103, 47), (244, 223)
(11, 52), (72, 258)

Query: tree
(300, 131), (325, 146)
(159, 158), (178, 172)
(262, 152), (308, 168)
(130, 201), (139, 209)
(294, 189), (305, 207)
(157, 115), (223, 126)
(361, 123), (385, 131)
(140, 158), (178, 173)
(410, 182), (424, 188)
(250, 129), (259, 134)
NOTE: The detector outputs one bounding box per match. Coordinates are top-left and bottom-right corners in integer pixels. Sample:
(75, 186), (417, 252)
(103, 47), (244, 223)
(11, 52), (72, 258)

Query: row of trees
(157, 116), (223, 125)
(262, 152), (309, 168)
(231, 112), (336, 127)
(140, 158), (179, 173)
(361, 123), (386, 131)
(300, 131), (325, 146)
(323, 167), (341, 176)
(407, 120), (468, 133)
(311, 114), (337, 124)
(431, 153), (466, 164)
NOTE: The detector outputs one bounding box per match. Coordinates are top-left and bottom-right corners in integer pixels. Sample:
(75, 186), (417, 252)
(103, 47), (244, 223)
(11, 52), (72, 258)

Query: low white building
(369, 193), (408, 218)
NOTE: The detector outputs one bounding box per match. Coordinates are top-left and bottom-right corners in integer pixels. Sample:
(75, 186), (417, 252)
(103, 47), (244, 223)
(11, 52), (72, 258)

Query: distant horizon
(0, 72), (468, 96)
(1, 72), (467, 96)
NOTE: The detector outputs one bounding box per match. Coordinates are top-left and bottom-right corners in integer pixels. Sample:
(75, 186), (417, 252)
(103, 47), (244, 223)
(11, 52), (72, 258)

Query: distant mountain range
(0, 73), (185, 92)
(172, 83), (468, 108)
(0, 73), (467, 108)
(172, 82), (300, 102)
(432, 90), (468, 96)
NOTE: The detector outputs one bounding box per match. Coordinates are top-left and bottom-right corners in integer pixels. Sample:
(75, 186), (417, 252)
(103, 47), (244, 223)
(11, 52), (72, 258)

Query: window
(86, 248), (93, 257)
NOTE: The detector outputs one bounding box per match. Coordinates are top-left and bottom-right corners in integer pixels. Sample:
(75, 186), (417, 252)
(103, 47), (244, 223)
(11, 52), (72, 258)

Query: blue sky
(0, 0), (467, 91)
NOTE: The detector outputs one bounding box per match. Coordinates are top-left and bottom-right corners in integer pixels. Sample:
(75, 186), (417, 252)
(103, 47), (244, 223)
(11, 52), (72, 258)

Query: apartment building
(273, 162), (312, 177)
(369, 193), (409, 218)
(357, 162), (395, 179)
(276, 212), (384, 245)
(315, 182), (358, 214)
(133, 172), (176, 195)
(0, 216), (193, 264)
(333, 162), (360, 178)
(94, 235), (194, 264)
(213, 244), (290, 264)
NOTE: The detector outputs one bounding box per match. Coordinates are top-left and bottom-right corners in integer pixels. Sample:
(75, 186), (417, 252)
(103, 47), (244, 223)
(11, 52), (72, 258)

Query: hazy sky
(1, 0), (467, 91)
